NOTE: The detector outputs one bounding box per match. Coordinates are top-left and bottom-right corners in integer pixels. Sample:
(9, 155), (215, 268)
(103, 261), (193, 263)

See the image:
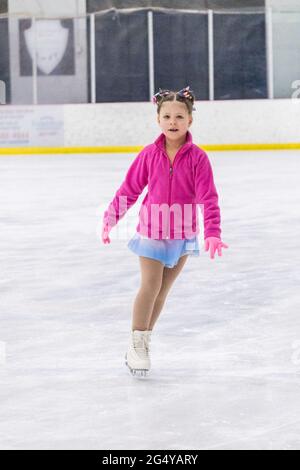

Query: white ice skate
(125, 330), (152, 377)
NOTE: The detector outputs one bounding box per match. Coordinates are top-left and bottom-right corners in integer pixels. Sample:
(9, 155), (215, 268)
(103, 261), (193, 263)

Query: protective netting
(0, 2), (300, 104)
(213, 12), (267, 99)
(0, 0), (7, 15)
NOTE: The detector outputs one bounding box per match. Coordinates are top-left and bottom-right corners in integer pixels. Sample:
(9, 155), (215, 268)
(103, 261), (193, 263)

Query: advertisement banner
(0, 106), (64, 147)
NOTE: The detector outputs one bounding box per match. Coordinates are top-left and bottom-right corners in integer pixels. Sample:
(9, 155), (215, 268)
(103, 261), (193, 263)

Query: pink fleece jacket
(103, 131), (221, 240)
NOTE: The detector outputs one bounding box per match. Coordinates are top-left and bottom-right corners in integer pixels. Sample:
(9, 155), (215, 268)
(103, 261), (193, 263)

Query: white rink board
(64, 99), (300, 146)
(0, 99), (300, 148)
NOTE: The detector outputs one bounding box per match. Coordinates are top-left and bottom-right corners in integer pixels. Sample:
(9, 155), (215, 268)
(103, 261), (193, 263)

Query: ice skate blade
(125, 354), (149, 378)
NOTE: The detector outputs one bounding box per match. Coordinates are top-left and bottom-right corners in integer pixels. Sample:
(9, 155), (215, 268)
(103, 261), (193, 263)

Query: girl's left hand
(204, 237), (229, 259)
(102, 223), (111, 244)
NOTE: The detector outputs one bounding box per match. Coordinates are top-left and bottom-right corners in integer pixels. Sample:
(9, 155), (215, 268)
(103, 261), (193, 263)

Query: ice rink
(0, 149), (300, 450)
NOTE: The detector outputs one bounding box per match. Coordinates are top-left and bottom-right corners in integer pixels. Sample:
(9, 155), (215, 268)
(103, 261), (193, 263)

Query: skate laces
(145, 333), (151, 352)
(133, 332), (149, 358)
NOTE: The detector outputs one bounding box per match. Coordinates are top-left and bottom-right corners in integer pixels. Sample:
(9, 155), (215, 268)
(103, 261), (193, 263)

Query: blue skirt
(127, 232), (200, 268)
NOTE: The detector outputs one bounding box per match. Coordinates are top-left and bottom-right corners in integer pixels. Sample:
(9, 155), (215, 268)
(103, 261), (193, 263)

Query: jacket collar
(154, 130), (193, 154)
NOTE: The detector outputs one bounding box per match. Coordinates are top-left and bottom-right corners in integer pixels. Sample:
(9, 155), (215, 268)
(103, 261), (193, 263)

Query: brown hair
(153, 87), (196, 115)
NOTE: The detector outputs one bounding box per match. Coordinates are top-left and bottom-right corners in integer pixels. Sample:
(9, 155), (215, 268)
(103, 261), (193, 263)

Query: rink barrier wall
(0, 100), (300, 153)
(1, 143), (300, 155)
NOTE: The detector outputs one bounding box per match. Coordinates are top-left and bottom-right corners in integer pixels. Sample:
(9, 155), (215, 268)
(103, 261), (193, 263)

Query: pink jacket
(103, 131), (221, 240)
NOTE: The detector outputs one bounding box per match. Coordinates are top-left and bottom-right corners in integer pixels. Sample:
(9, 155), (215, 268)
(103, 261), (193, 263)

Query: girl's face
(157, 101), (193, 144)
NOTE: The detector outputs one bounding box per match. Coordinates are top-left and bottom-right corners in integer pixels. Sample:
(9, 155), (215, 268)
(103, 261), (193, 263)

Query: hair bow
(177, 86), (196, 111)
(177, 85), (193, 100)
(152, 88), (171, 104)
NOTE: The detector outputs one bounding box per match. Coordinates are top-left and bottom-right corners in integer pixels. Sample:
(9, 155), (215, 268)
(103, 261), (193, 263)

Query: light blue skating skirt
(127, 232), (200, 268)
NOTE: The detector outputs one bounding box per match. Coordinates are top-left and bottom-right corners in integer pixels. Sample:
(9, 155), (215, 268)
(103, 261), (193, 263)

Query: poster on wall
(19, 19), (75, 76)
(0, 106), (64, 147)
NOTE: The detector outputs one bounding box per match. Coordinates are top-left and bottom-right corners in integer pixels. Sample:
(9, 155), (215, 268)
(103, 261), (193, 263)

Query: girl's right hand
(102, 223), (111, 244)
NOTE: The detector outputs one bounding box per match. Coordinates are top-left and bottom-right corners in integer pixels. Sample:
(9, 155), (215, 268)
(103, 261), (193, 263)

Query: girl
(102, 86), (228, 377)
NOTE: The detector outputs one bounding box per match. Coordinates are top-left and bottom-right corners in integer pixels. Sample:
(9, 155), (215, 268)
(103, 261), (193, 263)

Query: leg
(147, 254), (189, 331)
(131, 256), (164, 331)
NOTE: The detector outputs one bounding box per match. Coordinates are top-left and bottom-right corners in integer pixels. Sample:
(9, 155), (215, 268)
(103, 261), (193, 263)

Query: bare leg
(131, 256), (164, 331)
(147, 254), (189, 331)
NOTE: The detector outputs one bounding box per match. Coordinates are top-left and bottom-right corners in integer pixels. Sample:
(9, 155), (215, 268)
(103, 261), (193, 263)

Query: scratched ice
(0, 151), (300, 450)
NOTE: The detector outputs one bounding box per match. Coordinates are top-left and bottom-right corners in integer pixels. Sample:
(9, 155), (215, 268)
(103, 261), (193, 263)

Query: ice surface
(0, 150), (300, 450)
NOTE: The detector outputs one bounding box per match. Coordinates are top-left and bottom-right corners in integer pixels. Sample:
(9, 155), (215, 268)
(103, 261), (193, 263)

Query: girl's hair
(152, 86), (196, 115)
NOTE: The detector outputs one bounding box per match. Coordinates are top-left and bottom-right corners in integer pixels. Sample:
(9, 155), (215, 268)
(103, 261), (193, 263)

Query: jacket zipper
(164, 149), (183, 238)
(168, 164), (173, 239)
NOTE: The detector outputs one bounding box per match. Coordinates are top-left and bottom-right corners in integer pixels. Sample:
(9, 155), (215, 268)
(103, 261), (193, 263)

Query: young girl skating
(102, 86), (228, 377)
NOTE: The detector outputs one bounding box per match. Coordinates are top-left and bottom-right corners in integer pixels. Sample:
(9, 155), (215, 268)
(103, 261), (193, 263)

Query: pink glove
(102, 223), (111, 244)
(204, 237), (229, 259)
